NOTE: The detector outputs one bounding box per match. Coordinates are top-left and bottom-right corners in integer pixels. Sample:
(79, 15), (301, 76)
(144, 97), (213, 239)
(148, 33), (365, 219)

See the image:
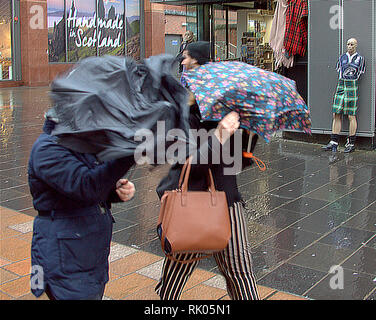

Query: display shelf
(240, 32), (274, 71)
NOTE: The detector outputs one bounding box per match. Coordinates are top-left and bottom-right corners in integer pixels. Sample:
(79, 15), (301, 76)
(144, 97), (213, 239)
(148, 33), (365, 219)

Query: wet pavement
(0, 86), (376, 300)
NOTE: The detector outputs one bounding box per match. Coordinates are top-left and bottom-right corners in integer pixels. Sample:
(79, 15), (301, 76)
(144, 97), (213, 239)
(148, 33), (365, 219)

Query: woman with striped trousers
(155, 41), (259, 300)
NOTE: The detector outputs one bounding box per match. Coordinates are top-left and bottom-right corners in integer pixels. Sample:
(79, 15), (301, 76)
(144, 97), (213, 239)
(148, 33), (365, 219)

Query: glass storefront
(240, 10), (274, 71)
(228, 9), (237, 60)
(67, 0), (97, 61)
(212, 5), (238, 61)
(177, 2), (275, 71)
(125, 0), (140, 58)
(47, 0), (140, 63)
(186, 5), (197, 39)
(213, 4), (226, 61)
(47, 0), (65, 62)
(0, 0), (13, 80)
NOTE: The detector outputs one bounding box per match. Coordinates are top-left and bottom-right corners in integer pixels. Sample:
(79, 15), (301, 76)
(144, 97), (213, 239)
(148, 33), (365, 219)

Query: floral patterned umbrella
(183, 61), (311, 142)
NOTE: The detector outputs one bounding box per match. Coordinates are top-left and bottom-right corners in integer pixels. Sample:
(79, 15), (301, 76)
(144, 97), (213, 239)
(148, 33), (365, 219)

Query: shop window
(228, 10), (237, 60)
(240, 12), (274, 71)
(212, 5), (237, 62)
(0, 0), (13, 79)
(47, 0), (140, 63)
(186, 5), (197, 38)
(125, 0), (140, 59)
(66, 0), (97, 62)
(48, 0), (65, 62)
(163, 4), (196, 54)
(98, 0), (125, 57)
(213, 5), (226, 61)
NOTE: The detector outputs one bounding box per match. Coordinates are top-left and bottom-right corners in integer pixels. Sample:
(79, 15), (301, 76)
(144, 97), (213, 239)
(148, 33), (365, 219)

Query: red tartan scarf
(283, 0), (309, 57)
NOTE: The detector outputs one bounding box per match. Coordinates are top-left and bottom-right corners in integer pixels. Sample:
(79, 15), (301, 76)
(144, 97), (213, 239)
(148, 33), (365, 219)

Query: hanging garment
(283, 0), (309, 57)
(269, 0), (294, 68)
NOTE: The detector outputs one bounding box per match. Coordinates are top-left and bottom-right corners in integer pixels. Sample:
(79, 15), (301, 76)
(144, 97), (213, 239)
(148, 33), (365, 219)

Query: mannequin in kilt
(323, 38), (366, 153)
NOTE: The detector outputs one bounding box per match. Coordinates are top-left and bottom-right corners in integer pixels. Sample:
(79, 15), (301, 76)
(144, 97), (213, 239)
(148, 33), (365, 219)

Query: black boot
(344, 135), (356, 153)
(322, 134), (339, 152)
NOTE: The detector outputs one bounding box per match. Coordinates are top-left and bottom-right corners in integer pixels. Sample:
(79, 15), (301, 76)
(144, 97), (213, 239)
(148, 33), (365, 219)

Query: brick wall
(144, 1), (165, 57)
(165, 15), (186, 35)
(145, 2), (188, 57)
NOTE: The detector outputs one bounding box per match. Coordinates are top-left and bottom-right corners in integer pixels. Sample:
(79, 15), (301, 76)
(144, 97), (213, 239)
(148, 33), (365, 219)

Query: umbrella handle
(242, 152), (266, 172)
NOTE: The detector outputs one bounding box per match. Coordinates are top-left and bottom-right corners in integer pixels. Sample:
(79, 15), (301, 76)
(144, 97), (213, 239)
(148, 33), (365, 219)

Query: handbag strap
(178, 155), (192, 190)
(178, 156), (216, 192)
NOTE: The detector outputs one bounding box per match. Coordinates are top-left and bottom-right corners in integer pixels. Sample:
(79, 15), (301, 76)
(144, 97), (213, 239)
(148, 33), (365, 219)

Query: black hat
(186, 41), (211, 65)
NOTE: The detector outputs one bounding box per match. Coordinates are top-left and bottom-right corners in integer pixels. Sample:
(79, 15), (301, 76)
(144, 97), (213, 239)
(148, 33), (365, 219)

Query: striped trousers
(155, 202), (259, 300)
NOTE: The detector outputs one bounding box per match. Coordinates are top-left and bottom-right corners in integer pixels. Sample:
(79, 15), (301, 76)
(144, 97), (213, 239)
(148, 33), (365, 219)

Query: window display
(125, 0), (140, 59)
(66, 0), (97, 62)
(47, 0), (139, 63)
(210, 4), (276, 71)
(240, 12), (274, 71)
(0, 0), (13, 79)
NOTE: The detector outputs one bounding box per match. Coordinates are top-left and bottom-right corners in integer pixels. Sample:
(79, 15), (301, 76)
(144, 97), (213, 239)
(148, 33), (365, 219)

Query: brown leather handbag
(157, 156), (231, 263)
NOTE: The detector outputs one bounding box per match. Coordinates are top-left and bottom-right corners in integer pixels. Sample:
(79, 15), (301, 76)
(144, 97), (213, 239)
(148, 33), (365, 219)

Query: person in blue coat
(28, 112), (136, 300)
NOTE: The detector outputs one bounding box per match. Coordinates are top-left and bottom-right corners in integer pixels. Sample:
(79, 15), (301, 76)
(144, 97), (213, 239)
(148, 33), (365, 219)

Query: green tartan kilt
(332, 79), (359, 115)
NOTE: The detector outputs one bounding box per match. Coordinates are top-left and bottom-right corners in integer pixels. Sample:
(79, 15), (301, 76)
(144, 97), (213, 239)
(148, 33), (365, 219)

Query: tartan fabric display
(283, 0), (308, 57)
(332, 79), (359, 115)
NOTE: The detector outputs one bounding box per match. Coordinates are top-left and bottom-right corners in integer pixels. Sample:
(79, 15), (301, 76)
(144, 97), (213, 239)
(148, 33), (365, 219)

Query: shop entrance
(210, 2), (275, 70)
(152, 0), (307, 100)
(209, 2), (306, 100)
(0, 0), (21, 81)
(212, 4), (238, 62)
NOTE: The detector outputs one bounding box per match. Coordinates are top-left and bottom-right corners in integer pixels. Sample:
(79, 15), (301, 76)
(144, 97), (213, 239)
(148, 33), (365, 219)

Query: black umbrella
(49, 54), (190, 163)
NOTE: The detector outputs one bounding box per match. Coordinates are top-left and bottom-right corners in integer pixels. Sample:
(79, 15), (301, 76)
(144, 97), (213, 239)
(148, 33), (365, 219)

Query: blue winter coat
(29, 120), (134, 299)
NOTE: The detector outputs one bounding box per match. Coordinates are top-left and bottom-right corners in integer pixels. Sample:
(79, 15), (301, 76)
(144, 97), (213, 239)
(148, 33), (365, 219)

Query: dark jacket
(156, 104), (242, 207)
(29, 120), (134, 299)
(176, 42), (188, 73)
